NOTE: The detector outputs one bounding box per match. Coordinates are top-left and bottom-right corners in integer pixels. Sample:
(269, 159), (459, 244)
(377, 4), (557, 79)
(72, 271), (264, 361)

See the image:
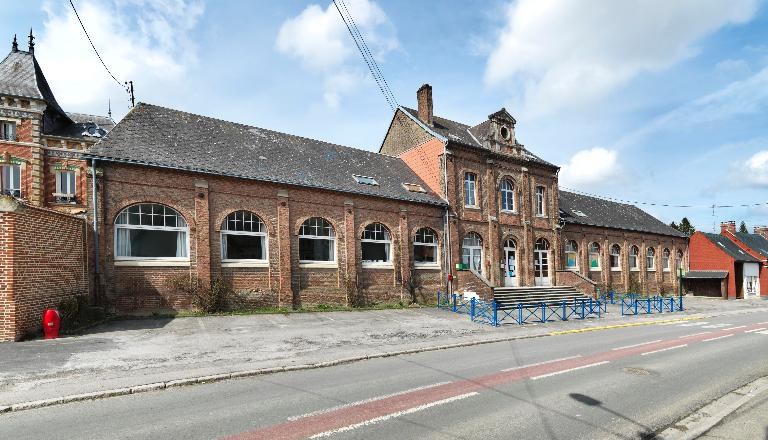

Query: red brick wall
(0, 199), (87, 341)
(689, 232), (737, 298)
(398, 138), (445, 196)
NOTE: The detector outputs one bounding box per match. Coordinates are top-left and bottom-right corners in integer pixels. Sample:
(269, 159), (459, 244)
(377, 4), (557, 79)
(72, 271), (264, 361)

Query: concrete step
(492, 285), (592, 309)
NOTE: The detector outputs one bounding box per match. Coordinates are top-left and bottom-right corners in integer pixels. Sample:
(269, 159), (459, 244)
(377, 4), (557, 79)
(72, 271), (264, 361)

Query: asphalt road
(3, 310), (768, 440)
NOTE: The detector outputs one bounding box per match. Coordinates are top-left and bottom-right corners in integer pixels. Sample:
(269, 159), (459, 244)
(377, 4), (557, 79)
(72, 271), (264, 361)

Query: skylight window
(403, 183), (426, 193)
(353, 175), (378, 186)
(571, 209), (587, 217)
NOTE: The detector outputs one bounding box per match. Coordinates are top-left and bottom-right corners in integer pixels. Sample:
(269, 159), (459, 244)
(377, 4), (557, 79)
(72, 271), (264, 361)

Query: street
(2, 310), (767, 439)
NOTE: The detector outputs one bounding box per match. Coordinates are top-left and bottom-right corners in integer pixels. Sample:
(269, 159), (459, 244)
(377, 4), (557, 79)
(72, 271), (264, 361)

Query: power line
(69, 0), (124, 88)
(560, 186), (768, 210)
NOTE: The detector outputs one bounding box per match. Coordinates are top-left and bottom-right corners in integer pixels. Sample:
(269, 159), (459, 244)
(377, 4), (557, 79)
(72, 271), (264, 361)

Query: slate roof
(558, 190), (687, 238)
(700, 233), (760, 262)
(733, 232), (768, 259)
(399, 106), (557, 168)
(66, 112), (116, 132)
(0, 50), (70, 122)
(46, 112), (115, 141)
(685, 270), (728, 279)
(87, 103), (446, 206)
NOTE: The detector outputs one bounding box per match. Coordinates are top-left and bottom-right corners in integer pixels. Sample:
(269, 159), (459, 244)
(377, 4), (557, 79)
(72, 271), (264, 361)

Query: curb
(0, 310), (760, 414)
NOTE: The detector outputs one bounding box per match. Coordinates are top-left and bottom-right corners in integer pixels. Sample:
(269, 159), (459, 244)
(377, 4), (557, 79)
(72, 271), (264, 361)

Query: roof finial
(28, 28), (34, 54)
(108, 99), (112, 119)
(11, 34), (18, 52)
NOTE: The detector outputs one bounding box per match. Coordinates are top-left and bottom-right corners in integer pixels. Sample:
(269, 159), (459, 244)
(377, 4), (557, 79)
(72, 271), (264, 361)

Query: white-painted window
(361, 223), (391, 265)
(299, 217), (336, 263)
(54, 170), (77, 202)
(115, 204), (189, 260)
(662, 248), (671, 271)
(464, 172), (477, 207)
(0, 164), (21, 197)
(589, 242), (601, 271)
(610, 244), (621, 271)
(0, 122), (15, 141)
(535, 186), (546, 216)
(629, 245), (639, 270)
(564, 240), (578, 270)
(500, 179), (515, 212)
(461, 232), (483, 272)
(646, 247), (656, 271)
(413, 227), (438, 266)
(221, 211), (267, 262)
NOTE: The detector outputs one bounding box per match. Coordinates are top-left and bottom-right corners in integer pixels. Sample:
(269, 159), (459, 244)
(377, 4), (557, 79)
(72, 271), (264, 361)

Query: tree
(739, 221), (748, 233)
(669, 221), (678, 230)
(676, 217), (696, 237)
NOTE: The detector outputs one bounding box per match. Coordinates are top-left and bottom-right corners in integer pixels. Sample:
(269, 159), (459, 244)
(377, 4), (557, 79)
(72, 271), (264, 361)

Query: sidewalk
(0, 296), (765, 408)
(699, 386), (768, 439)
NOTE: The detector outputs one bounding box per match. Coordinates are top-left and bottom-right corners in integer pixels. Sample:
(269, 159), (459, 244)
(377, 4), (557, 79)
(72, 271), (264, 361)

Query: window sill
(362, 263), (394, 269)
(299, 262), (338, 269)
(630, 269), (640, 272)
(114, 260), (190, 267)
(414, 264), (440, 270)
(500, 210), (518, 215)
(589, 269), (601, 272)
(663, 269), (671, 272)
(464, 206), (480, 210)
(611, 268), (622, 272)
(566, 267), (579, 271)
(221, 261), (269, 268)
(647, 269), (656, 272)
(535, 214), (547, 218)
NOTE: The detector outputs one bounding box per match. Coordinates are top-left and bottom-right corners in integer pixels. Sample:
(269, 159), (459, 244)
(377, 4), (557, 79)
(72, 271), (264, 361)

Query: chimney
(754, 226), (768, 239)
(720, 221), (736, 235)
(417, 84), (433, 126)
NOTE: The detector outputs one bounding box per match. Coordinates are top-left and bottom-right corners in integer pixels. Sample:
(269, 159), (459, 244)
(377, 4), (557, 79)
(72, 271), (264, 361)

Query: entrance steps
(493, 286), (591, 309)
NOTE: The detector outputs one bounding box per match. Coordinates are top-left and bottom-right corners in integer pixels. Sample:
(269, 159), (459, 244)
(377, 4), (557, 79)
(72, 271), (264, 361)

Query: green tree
(739, 221), (748, 233)
(669, 221), (678, 230)
(676, 217), (696, 237)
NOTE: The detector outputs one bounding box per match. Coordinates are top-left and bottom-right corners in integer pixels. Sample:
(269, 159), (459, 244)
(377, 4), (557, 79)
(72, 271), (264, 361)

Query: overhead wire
(69, 0), (124, 89)
(560, 186), (768, 210)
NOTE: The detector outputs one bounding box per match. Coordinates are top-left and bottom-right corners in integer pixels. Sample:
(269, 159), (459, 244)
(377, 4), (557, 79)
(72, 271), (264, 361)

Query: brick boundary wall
(0, 196), (88, 342)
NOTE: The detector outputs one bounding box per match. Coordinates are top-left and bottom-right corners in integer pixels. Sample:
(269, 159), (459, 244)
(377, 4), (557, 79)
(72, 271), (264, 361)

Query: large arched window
(461, 232), (483, 271)
(646, 247), (656, 271)
(564, 240), (578, 270)
(500, 179), (515, 212)
(589, 242), (601, 271)
(535, 238), (550, 250)
(610, 244), (621, 270)
(115, 203), (188, 260)
(413, 227), (438, 267)
(629, 245), (639, 270)
(662, 248), (671, 271)
(221, 211), (267, 262)
(361, 223), (391, 265)
(299, 217), (335, 263)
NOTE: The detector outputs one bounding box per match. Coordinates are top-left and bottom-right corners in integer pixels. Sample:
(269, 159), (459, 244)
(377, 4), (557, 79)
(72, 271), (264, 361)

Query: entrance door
(534, 238), (551, 286)
(503, 239), (518, 287)
(744, 263), (760, 297)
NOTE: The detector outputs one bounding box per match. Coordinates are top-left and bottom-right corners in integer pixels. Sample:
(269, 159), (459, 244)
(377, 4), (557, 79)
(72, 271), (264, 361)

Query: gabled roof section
(399, 106), (556, 168)
(685, 270), (728, 279)
(0, 50), (70, 122)
(559, 190), (687, 238)
(701, 233), (760, 262)
(488, 108), (516, 124)
(88, 103), (445, 206)
(733, 232), (768, 259)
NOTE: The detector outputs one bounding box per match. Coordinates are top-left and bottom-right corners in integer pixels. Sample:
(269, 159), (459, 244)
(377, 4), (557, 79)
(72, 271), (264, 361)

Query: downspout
(91, 158), (100, 297)
(443, 142), (451, 295)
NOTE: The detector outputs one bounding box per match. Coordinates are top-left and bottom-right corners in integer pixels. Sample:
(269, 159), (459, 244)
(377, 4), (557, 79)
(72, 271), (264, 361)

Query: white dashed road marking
(531, 361), (610, 380)
(703, 334), (734, 342)
(744, 327), (767, 333)
(501, 356), (582, 372)
(611, 340), (663, 351)
(679, 332), (711, 338)
(641, 344), (688, 356)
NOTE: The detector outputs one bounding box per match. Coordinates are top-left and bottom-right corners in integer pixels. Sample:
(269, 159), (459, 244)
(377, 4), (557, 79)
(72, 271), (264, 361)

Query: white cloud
(36, 0), (203, 118)
(736, 150), (768, 187)
(276, 0), (397, 108)
(559, 147), (622, 188)
(484, 0), (759, 116)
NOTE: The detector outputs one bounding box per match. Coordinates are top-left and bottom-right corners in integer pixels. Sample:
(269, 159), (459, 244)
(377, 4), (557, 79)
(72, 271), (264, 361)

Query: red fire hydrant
(42, 309), (61, 340)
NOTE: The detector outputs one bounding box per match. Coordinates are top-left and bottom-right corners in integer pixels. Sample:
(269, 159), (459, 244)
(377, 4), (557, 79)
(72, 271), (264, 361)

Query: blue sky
(4, 0), (768, 232)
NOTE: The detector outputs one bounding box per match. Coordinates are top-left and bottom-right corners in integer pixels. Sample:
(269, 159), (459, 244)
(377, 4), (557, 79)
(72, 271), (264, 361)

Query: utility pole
(125, 81), (135, 108)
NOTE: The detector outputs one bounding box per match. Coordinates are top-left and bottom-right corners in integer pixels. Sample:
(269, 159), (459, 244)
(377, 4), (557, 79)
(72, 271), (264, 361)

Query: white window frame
(221, 211), (268, 267)
(610, 244), (621, 271)
(662, 248), (671, 272)
(0, 164), (21, 197)
(464, 172), (478, 208)
(461, 233), (483, 273)
(413, 228), (439, 268)
(54, 170), (77, 203)
(629, 246), (639, 271)
(0, 121), (16, 141)
(361, 223), (393, 268)
(564, 240), (578, 270)
(114, 204), (190, 266)
(500, 179), (515, 212)
(535, 186), (546, 217)
(298, 217), (337, 267)
(588, 242), (601, 271)
(646, 247), (656, 271)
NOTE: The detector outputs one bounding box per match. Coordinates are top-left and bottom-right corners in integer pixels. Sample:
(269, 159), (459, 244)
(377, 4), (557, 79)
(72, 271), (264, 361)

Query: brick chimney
(417, 84), (433, 126)
(720, 221), (736, 235)
(754, 226), (768, 239)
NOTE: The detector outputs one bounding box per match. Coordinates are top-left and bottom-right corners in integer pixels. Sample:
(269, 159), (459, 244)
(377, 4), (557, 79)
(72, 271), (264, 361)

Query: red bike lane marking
(223, 323), (763, 440)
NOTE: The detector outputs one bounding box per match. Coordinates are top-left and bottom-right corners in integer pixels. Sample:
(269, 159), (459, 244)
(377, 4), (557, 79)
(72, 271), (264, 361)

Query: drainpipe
(91, 158), (100, 288)
(443, 143), (452, 295)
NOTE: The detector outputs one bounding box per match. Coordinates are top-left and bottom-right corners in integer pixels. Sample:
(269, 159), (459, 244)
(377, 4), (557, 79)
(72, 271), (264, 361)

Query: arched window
(589, 242), (601, 271)
(564, 240), (578, 270)
(646, 247), (656, 270)
(299, 217), (335, 263)
(662, 248), (671, 271)
(610, 244), (621, 270)
(535, 238), (550, 250)
(413, 228), (438, 266)
(221, 211), (267, 262)
(629, 245), (639, 270)
(361, 223), (391, 265)
(461, 232), (483, 271)
(500, 179), (515, 212)
(115, 203), (188, 260)
(676, 249), (684, 271)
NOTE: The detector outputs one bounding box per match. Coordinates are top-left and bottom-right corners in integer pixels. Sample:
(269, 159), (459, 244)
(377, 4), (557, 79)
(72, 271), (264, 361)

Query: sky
(3, 0), (768, 232)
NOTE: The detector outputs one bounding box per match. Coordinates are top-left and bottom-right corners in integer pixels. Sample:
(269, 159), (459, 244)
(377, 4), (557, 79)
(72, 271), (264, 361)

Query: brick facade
(0, 197), (87, 341)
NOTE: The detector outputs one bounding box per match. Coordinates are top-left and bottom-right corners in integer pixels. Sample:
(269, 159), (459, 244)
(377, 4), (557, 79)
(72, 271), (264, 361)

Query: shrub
(168, 276), (241, 313)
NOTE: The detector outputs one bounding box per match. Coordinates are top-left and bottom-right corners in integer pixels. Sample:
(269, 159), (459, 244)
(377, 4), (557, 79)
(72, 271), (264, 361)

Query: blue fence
(620, 294), (684, 316)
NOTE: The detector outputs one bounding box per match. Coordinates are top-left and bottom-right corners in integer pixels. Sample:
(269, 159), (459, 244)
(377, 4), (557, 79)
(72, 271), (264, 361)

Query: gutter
(90, 158), (100, 302)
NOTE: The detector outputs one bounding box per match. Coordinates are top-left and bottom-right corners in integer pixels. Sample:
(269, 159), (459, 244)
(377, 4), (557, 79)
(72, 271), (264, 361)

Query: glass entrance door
(503, 239), (517, 287)
(534, 238), (551, 286)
